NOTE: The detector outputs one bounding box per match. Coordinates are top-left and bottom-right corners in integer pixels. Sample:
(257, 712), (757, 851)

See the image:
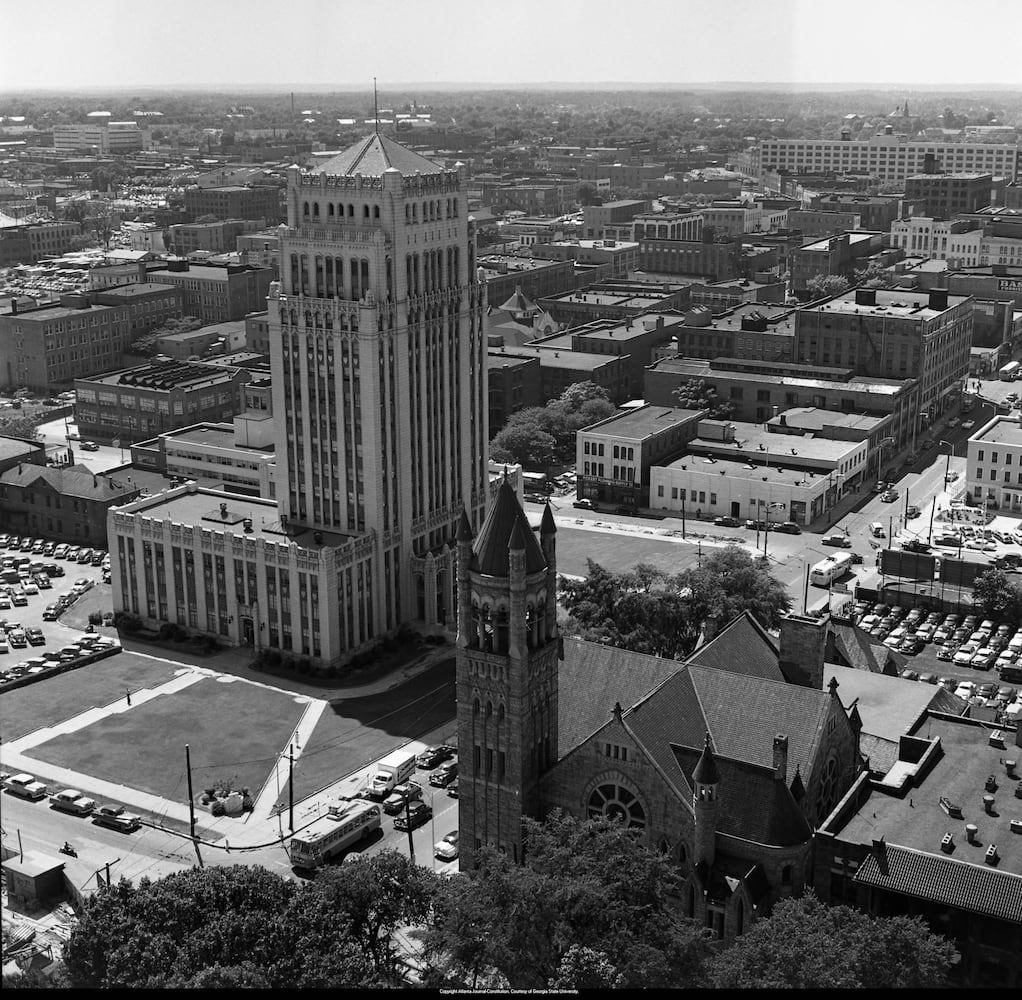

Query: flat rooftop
(570, 313), (685, 342)
(80, 361), (237, 389)
(800, 231), (880, 252)
(768, 406), (886, 433)
(809, 288), (971, 320)
(478, 255), (565, 273)
(97, 281), (180, 298)
(682, 305), (797, 335)
(837, 714), (1022, 879)
(501, 344), (617, 370)
(972, 415), (1022, 446)
(164, 424), (241, 450)
(649, 357), (910, 396)
(124, 487), (354, 550)
(690, 422), (859, 462)
(585, 405), (705, 439)
(663, 453), (831, 487)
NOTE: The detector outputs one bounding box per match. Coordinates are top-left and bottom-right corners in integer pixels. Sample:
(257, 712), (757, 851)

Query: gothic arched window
(587, 784), (646, 830)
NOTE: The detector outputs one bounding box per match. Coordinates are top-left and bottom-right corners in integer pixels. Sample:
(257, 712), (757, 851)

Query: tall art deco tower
(267, 133), (488, 642)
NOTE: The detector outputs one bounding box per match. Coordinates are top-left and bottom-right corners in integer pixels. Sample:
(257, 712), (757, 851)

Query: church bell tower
(455, 481), (560, 868)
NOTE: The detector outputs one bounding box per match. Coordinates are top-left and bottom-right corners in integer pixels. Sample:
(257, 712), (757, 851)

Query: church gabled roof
(471, 478), (546, 577)
(311, 133), (445, 177)
(498, 285), (538, 315)
(688, 612), (781, 680)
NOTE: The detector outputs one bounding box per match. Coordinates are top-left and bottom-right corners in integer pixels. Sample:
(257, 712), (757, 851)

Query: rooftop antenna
(373, 78), (379, 134)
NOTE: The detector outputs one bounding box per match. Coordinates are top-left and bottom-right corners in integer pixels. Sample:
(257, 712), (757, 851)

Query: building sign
(997, 279), (1022, 293)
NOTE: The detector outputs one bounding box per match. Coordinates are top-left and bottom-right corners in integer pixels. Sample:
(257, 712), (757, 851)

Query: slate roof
(676, 744), (812, 848)
(829, 622), (897, 674)
(858, 732), (901, 775)
(498, 286), (539, 315)
(689, 612), (782, 680)
(556, 637), (682, 757)
(855, 842), (1022, 922)
(312, 134), (445, 177)
(0, 464), (139, 502)
(471, 478), (546, 577)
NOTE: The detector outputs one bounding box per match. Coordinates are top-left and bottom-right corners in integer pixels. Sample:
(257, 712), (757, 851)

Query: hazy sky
(2, 0), (1021, 91)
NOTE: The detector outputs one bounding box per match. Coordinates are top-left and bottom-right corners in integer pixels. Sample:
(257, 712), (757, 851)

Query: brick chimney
(773, 734), (788, 782)
(778, 612), (829, 689)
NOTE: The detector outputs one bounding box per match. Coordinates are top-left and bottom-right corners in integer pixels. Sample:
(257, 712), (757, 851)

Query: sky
(2, 0), (1021, 92)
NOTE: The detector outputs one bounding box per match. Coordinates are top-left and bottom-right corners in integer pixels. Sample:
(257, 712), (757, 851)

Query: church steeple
(456, 479), (561, 869)
(692, 732), (720, 869)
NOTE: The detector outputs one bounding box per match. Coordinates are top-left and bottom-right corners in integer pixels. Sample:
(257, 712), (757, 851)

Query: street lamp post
(763, 502), (785, 558)
(938, 439), (954, 487)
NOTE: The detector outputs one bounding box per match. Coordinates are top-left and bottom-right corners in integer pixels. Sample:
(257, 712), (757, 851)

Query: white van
(870, 522), (885, 538)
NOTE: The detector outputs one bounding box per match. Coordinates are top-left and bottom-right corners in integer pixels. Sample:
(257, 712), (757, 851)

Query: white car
(49, 789), (97, 815)
(434, 830), (459, 861)
(953, 643), (978, 666)
(954, 681), (977, 700)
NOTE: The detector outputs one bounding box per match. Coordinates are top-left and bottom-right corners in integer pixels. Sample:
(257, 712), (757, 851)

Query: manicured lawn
(30, 675), (305, 801)
(0, 652), (182, 742)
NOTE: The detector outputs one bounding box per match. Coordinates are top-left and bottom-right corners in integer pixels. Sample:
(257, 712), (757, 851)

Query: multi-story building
(965, 414), (1022, 515)
(581, 200), (648, 239)
(235, 229), (281, 276)
(487, 351), (541, 433)
(795, 288), (973, 433)
(53, 121), (150, 154)
(154, 319), (247, 360)
(786, 209), (863, 238)
(644, 356), (920, 462)
(789, 231), (903, 296)
(889, 217), (982, 263)
(144, 261), (274, 324)
(687, 278), (787, 312)
(244, 311), (272, 355)
(488, 342), (627, 404)
(184, 185), (282, 225)
(752, 136), (1019, 184)
(0, 284), (184, 390)
(903, 172), (1004, 220)
(637, 235), (738, 281)
(167, 219), (263, 256)
(808, 192), (902, 232)
(129, 421), (276, 499)
(0, 464), (141, 546)
(654, 302), (796, 363)
(0, 221), (82, 266)
(477, 254), (576, 307)
(0, 436), (46, 476)
(575, 404), (706, 508)
(74, 360), (249, 445)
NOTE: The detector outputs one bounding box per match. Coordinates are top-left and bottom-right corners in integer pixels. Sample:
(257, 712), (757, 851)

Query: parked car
(49, 789), (97, 816)
(429, 761), (458, 788)
(880, 490), (899, 503)
(905, 505), (921, 518)
(4, 772), (48, 800)
(898, 639), (925, 656)
(25, 627), (45, 646)
(822, 534), (851, 548)
(934, 533), (961, 547)
(416, 746), (448, 769)
(393, 802), (432, 832)
(92, 804), (142, 832)
(434, 830), (460, 861)
(954, 681), (977, 700)
(53, 545), (69, 559)
(774, 522), (801, 535)
(713, 515), (741, 527)
(902, 539), (931, 554)
(572, 499), (593, 509)
(918, 673), (939, 685)
(80, 441), (100, 451)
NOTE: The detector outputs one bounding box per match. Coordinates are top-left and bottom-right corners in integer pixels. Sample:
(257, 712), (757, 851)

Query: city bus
(809, 552), (854, 587)
(999, 360), (1020, 381)
(289, 801), (381, 870)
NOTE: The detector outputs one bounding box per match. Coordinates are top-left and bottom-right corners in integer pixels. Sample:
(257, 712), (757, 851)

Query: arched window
(736, 899), (745, 935)
(473, 697), (480, 715)
(405, 204), (410, 222)
(363, 205), (370, 218)
(587, 784), (646, 829)
(373, 205), (380, 218)
(347, 204), (354, 217)
(302, 201), (309, 217)
(328, 203), (335, 216)
(313, 202), (320, 217)
(498, 704), (505, 722)
(412, 203), (417, 221)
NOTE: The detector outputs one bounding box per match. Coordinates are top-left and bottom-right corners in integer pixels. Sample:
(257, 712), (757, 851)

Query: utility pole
(185, 744), (196, 841)
(680, 494), (686, 539)
(289, 745), (295, 831)
(402, 798), (416, 864)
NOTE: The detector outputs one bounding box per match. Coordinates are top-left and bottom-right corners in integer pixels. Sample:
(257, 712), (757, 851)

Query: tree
(423, 811), (709, 989)
(63, 856), (436, 990)
(671, 377), (733, 419)
(806, 274), (850, 299)
(853, 261), (894, 289)
(973, 567), (1022, 625)
(559, 547), (791, 660)
(576, 182), (601, 206)
(0, 417), (43, 441)
(707, 893), (958, 989)
(490, 421), (557, 470)
(129, 315), (203, 355)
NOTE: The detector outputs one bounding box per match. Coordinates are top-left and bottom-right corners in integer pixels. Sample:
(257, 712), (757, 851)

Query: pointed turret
(471, 479), (546, 578)
(457, 507), (475, 543)
(789, 766), (806, 803)
(692, 732), (719, 869)
(540, 501), (556, 537)
(693, 732), (720, 785)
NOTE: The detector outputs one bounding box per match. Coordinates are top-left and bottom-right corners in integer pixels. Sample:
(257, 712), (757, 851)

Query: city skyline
(2, 0), (1021, 92)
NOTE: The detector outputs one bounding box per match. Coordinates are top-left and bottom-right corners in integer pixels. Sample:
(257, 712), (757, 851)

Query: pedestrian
(126, 688), (132, 706)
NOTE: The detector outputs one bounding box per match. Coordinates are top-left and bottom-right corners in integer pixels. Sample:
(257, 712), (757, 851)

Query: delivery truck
(367, 749), (417, 800)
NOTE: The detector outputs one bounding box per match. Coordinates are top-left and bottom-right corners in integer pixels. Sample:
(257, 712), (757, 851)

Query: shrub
(200, 794), (212, 805)
(267, 649), (281, 667)
(297, 657), (310, 674)
(88, 611), (103, 626)
(114, 611), (142, 634)
(210, 799), (225, 817)
(157, 623), (174, 639)
(171, 625), (187, 642)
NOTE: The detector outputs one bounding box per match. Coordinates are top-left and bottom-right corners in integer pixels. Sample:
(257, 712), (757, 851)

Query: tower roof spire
(373, 77), (379, 135)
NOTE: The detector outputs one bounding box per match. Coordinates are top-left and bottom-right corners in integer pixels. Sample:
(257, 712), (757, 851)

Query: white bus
(1000, 360), (1020, 381)
(809, 552), (854, 587)
(289, 801), (381, 870)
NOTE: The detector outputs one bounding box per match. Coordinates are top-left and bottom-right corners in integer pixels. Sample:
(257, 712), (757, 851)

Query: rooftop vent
(243, 518), (253, 533)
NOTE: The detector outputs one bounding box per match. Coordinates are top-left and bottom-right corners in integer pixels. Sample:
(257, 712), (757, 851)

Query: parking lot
(848, 597), (1022, 718)
(0, 535), (119, 688)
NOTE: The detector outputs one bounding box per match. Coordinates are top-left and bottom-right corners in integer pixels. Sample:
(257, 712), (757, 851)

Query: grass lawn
(274, 656), (457, 809)
(0, 652), (182, 742)
(555, 525), (704, 578)
(30, 675), (305, 802)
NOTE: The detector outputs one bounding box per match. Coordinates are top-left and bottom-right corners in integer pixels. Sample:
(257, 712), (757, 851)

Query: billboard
(879, 550), (936, 580)
(939, 558), (985, 588)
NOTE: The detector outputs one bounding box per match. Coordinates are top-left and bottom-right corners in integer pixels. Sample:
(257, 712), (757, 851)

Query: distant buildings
(167, 219), (264, 255)
(538, 279), (691, 325)
(184, 185), (282, 225)
(0, 220), (81, 266)
(144, 261), (274, 323)
(789, 231), (903, 296)
(904, 172), (1004, 220)
(53, 121), (150, 153)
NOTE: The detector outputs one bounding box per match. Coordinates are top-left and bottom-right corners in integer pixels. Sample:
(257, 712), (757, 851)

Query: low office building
(965, 413), (1022, 514)
(531, 238), (639, 278)
(0, 464), (141, 546)
(637, 235), (738, 280)
(477, 253), (577, 307)
(581, 200), (648, 239)
(789, 231), (903, 296)
(487, 350), (542, 433)
(649, 418), (867, 525)
(129, 420), (275, 499)
(183, 185), (282, 225)
(0, 284), (184, 390)
(74, 360), (250, 446)
(155, 320), (247, 360)
(487, 343), (627, 404)
(0, 436), (46, 476)
(244, 311), (271, 355)
(0, 221), (82, 265)
(538, 279), (691, 326)
(644, 356), (919, 460)
(145, 261), (274, 323)
(575, 405), (706, 508)
(687, 277), (787, 312)
(167, 219), (263, 256)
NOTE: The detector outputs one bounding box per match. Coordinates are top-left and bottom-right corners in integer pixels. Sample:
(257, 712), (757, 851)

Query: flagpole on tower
(373, 78), (379, 134)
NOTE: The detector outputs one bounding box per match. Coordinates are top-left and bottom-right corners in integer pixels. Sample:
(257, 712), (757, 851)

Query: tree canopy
(806, 274), (850, 299)
(671, 377), (733, 419)
(422, 810), (710, 990)
(973, 566), (1022, 625)
(63, 853), (436, 989)
(706, 893), (958, 989)
(559, 546), (791, 659)
(491, 381), (615, 469)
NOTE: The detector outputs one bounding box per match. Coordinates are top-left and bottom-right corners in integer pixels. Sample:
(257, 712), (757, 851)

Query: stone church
(455, 479), (865, 939)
